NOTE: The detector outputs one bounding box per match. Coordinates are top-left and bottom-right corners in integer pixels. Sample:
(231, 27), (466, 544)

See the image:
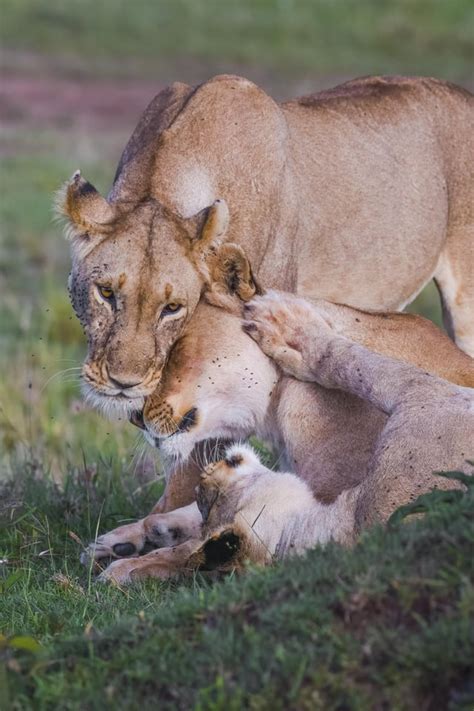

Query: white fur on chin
(82, 382), (144, 421)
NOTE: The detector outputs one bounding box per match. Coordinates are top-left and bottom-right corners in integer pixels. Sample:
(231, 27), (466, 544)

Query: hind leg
(435, 239), (474, 357)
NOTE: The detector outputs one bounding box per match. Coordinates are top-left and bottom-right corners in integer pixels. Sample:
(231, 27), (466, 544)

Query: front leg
(243, 292), (458, 416)
(151, 439), (230, 513)
(81, 503), (202, 566)
(81, 441), (218, 566)
(97, 538), (204, 585)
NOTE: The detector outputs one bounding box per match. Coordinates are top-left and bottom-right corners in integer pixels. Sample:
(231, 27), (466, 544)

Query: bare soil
(0, 50), (345, 139)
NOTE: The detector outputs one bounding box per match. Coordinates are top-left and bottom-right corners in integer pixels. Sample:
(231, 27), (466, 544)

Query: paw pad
(113, 542), (137, 557)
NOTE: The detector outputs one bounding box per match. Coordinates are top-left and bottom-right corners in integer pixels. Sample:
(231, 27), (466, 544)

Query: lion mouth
(82, 381), (145, 420)
(128, 410), (146, 430)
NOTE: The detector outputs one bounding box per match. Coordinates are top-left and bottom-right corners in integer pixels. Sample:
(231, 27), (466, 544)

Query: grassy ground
(1, 470), (473, 709)
(1, 1), (473, 708)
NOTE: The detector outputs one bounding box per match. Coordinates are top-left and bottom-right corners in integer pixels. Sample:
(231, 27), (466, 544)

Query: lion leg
(81, 502), (202, 566)
(98, 526), (249, 585)
(279, 335), (474, 526)
(434, 236), (474, 357)
(150, 460), (201, 514)
(97, 538), (204, 585)
(151, 439), (231, 513)
(244, 291), (463, 413)
(332, 347), (474, 528)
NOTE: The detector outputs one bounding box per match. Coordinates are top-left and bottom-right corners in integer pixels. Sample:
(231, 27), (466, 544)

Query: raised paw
(200, 458), (239, 490)
(242, 291), (334, 380)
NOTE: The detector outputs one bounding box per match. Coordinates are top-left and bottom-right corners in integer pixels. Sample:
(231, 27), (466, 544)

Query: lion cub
(96, 443), (359, 584)
(197, 443), (359, 567)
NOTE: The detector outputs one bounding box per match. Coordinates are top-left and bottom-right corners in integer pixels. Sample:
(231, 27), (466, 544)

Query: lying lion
(84, 270), (473, 582)
(93, 297), (473, 583)
(140, 247), (474, 509)
(96, 442), (357, 583)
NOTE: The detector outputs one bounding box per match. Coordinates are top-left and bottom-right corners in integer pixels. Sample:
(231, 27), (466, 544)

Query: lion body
(92, 320), (474, 582)
(111, 75), (474, 347)
(142, 296), (474, 508)
(60, 75), (474, 416)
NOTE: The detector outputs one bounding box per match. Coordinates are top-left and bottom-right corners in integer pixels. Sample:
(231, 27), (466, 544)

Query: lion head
(138, 247), (277, 461)
(56, 170), (236, 418)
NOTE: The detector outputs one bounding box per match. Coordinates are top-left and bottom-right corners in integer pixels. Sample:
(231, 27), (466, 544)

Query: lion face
(141, 304), (278, 462)
(56, 172), (230, 418)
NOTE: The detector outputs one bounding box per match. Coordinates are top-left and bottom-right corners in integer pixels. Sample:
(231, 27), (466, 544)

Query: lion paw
(242, 291), (328, 380)
(96, 558), (139, 585)
(80, 521), (146, 566)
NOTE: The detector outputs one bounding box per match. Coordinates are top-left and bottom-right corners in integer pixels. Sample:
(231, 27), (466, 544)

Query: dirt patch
(0, 75), (167, 132)
(0, 50), (345, 136)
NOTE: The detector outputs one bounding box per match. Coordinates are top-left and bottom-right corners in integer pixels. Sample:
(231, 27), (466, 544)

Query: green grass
(1, 0), (473, 83)
(0, 136), (140, 472)
(1, 468), (473, 709)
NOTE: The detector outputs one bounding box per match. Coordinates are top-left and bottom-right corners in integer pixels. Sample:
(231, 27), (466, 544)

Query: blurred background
(1, 0), (473, 478)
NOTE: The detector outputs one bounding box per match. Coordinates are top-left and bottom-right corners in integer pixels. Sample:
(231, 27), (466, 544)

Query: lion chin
(82, 382), (145, 422)
(144, 430), (196, 465)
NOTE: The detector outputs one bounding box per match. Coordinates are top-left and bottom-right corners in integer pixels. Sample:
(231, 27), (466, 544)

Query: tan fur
(81, 502), (201, 566)
(242, 292), (474, 528)
(247, 298), (474, 388)
(98, 372), (473, 583)
(61, 198), (230, 420)
(66, 74), (473, 569)
(138, 264), (473, 509)
(87, 279), (473, 580)
(57, 75), (474, 423)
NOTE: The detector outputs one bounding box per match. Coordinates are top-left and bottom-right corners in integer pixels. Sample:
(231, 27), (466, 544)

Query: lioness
(84, 250), (474, 572)
(95, 306), (474, 583)
(57, 75), (474, 434)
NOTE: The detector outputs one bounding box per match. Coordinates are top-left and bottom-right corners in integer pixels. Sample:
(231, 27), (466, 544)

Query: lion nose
(108, 374), (143, 390)
(177, 407), (198, 433)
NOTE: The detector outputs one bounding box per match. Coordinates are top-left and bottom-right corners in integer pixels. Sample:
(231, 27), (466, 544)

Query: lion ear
(205, 243), (263, 305)
(184, 199), (229, 253)
(54, 170), (117, 251)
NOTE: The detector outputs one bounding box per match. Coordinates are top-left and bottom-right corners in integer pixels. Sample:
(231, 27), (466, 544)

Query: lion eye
(98, 285), (114, 301)
(160, 302), (183, 318)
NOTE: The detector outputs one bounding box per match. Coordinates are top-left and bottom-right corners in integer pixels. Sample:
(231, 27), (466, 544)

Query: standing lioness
(57, 74), (474, 427)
